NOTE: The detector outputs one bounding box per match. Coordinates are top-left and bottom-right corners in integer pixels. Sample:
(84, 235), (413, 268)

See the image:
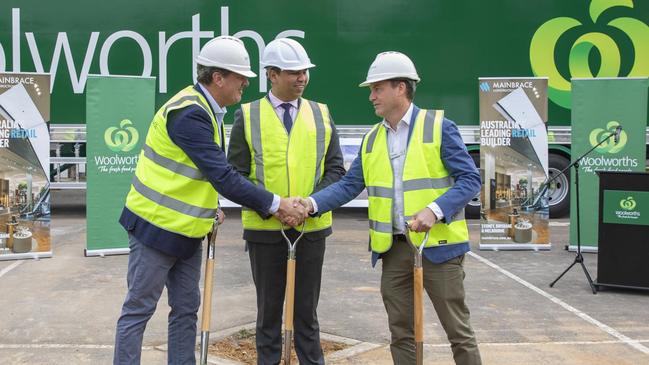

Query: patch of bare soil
(207, 328), (350, 364)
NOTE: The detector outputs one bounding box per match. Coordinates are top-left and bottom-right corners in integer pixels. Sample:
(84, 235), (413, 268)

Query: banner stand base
(85, 248), (130, 257)
(568, 245), (598, 253)
(479, 244), (551, 251)
(0, 252), (52, 261)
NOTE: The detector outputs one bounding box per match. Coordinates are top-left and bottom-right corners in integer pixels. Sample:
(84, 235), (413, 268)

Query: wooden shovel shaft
(200, 257), (215, 331)
(284, 258), (296, 331)
(199, 252), (215, 365)
(283, 257), (297, 364)
(414, 265), (424, 365)
(414, 266), (424, 342)
(404, 223), (427, 365)
(199, 221), (219, 365)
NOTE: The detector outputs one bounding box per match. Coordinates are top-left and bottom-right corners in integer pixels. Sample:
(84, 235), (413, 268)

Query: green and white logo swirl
(620, 196), (636, 210)
(530, 0), (649, 109)
(589, 121), (627, 153)
(104, 119), (139, 152)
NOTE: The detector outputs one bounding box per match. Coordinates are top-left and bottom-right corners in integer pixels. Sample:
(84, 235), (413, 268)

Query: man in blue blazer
(300, 52), (482, 365)
(114, 36), (306, 365)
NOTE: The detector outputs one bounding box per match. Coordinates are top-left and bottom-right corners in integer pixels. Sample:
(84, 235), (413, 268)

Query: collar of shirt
(197, 83), (227, 123)
(268, 90), (299, 110)
(381, 102), (414, 132)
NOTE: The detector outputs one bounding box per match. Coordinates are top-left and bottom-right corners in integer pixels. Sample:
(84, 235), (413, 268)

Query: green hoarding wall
(0, 0), (648, 127)
(86, 76), (154, 252)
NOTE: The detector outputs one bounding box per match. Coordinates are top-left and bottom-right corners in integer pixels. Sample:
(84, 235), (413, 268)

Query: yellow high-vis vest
(361, 109), (469, 253)
(125, 86), (223, 238)
(240, 97), (332, 232)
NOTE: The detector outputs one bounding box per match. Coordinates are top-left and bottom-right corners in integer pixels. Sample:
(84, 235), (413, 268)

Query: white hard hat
(261, 38), (315, 71)
(196, 36), (257, 78)
(359, 51), (420, 87)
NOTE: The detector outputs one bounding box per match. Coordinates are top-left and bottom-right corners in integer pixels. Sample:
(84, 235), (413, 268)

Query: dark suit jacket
(227, 97), (346, 243)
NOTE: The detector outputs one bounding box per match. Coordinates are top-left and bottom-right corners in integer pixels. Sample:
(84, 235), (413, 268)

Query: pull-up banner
(86, 75), (155, 256)
(570, 77), (648, 251)
(0, 72), (51, 261)
(478, 77), (550, 250)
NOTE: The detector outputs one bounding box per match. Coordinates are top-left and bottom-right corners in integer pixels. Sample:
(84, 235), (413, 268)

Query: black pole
(547, 130), (618, 294)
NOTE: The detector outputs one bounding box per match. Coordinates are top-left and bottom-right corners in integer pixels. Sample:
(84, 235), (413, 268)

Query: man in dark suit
(228, 38), (345, 365)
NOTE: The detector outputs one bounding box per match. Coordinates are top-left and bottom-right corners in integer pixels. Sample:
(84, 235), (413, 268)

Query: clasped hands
(273, 197), (315, 227)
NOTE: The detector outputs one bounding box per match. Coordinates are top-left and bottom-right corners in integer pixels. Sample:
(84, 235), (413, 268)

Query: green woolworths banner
(86, 76), (155, 255)
(570, 78), (648, 249)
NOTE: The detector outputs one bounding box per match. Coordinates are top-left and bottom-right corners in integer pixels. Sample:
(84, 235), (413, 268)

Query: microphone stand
(547, 129), (619, 294)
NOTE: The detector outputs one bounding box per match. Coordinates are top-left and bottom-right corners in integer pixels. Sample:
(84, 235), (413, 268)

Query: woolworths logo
(104, 119), (139, 152)
(589, 121), (627, 153)
(1, 7), (303, 94)
(530, 0), (649, 109)
(620, 196), (637, 210)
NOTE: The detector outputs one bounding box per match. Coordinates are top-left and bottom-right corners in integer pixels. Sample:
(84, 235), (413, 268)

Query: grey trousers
(114, 234), (202, 365)
(381, 238), (482, 365)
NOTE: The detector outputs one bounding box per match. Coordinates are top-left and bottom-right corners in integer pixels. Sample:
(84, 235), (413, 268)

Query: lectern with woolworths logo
(595, 171), (649, 292)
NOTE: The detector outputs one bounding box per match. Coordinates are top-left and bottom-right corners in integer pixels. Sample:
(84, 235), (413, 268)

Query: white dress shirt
(311, 103), (443, 229)
(267, 90), (299, 124)
(383, 103), (443, 233)
(198, 83), (280, 213)
(198, 83), (226, 126)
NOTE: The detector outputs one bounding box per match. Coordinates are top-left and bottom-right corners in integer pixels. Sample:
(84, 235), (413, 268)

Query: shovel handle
(405, 221), (425, 364)
(283, 258), (297, 364)
(414, 267), (424, 342)
(281, 222), (307, 257)
(200, 257), (215, 332)
(200, 220), (219, 331)
(199, 217), (220, 365)
(284, 258), (296, 331)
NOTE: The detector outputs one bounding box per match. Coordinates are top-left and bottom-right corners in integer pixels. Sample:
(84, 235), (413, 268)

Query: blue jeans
(114, 234), (202, 365)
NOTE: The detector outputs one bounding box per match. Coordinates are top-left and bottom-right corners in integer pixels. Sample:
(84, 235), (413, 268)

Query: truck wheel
(465, 152), (481, 219)
(548, 153), (570, 218)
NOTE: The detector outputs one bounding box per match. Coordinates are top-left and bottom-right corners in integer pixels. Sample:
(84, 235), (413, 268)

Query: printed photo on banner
(0, 72), (51, 259)
(478, 77), (550, 250)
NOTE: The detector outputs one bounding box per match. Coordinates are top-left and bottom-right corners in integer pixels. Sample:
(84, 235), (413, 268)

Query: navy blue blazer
(310, 105), (481, 265)
(119, 84), (274, 259)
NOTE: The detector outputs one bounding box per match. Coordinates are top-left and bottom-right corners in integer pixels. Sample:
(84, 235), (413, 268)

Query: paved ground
(0, 206), (648, 364)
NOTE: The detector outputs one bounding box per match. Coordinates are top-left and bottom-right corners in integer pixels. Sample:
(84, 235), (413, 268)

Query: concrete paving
(0, 206), (648, 364)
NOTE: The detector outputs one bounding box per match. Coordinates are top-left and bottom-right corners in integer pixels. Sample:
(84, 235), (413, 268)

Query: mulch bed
(208, 328), (350, 364)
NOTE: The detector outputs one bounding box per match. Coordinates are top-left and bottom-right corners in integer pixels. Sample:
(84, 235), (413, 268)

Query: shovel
(199, 214), (221, 365)
(404, 222), (430, 365)
(281, 222), (306, 365)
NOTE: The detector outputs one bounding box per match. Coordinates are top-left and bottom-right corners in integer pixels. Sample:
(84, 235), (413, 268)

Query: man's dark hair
(390, 78), (417, 100)
(197, 64), (232, 85)
(265, 66), (282, 80)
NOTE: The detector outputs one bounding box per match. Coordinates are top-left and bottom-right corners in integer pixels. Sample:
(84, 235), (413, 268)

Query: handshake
(273, 197), (315, 227)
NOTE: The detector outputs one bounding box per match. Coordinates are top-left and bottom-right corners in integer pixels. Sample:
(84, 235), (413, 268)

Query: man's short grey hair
(197, 64), (232, 85)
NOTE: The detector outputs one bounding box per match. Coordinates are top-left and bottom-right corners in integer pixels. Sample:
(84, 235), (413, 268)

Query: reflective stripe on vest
(361, 109), (470, 253)
(240, 97), (332, 232)
(125, 86), (220, 238)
